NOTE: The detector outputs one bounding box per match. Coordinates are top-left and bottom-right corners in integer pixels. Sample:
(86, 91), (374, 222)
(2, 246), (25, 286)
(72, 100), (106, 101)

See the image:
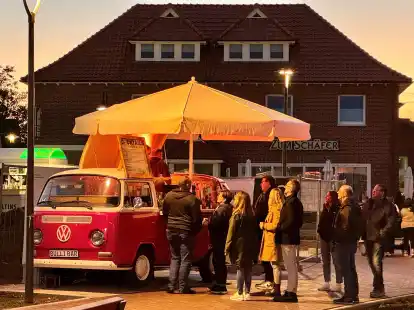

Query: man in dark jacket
(207, 190), (233, 294)
(163, 177), (202, 294)
(273, 179), (303, 303)
(333, 185), (360, 305)
(253, 175), (276, 291)
(362, 184), (397, 298)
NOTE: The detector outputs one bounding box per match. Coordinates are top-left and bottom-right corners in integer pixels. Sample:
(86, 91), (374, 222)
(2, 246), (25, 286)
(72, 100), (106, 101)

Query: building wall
(35, 82), (399, 193)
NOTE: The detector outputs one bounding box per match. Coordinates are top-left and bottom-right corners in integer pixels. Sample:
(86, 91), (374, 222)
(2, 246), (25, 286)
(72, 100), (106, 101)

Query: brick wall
(35, 82), (400, 193)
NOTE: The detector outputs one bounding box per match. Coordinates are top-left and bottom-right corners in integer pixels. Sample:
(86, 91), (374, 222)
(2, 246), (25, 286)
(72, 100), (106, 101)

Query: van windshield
(38, 175), (121, 208)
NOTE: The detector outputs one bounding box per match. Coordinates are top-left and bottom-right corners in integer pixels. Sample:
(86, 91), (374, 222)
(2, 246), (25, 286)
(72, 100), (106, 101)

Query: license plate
(49, 250), (79, 258)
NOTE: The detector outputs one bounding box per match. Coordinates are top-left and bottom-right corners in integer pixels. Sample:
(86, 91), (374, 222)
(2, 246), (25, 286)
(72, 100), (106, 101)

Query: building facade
(30, 4), (412, 198)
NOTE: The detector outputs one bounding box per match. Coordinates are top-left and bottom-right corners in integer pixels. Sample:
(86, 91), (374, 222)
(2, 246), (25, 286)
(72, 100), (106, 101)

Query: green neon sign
(19, 148), (67, 160)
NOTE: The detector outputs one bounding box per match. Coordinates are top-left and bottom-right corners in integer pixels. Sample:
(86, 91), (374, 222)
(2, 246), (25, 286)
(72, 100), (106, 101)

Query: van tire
(133, 248), (155, 286)
(198, 250), (214, 283)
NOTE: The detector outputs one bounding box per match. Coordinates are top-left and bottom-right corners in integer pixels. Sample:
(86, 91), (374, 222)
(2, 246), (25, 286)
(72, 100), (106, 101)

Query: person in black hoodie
(254, 175), (276, 292)
(208, 190), (234, 294)
(317, 191), (342, 293)
(163, 177), (202, 294)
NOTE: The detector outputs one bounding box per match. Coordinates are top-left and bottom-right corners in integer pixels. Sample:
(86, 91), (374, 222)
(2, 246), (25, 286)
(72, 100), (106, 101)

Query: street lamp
(6, 133), (17, 144)
(279, 69), (294, 177)
(96, 105), (107, 111)
(23, 0), (41, 304)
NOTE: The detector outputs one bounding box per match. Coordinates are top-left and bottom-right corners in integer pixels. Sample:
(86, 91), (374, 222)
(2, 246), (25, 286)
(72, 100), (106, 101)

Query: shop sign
(119, 136), (151, 178)
(270, 139), (339, 151)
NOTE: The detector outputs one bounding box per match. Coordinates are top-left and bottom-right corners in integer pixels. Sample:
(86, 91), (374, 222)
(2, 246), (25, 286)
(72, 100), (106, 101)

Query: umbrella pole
(189, 134), (194, 179)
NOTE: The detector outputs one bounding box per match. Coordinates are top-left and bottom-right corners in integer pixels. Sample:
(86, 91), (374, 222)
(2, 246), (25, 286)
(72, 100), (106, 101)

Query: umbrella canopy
(73, 77), (310, 142)
(399, 102), (414, 121)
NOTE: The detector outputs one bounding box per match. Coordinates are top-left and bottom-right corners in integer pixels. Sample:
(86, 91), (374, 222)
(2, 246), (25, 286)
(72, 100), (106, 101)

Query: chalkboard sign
(118, 136), (151, 178)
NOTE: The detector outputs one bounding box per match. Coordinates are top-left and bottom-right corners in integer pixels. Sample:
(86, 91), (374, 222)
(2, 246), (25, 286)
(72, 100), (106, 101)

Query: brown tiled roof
(29, 4), (411, 85)
(130, 14), (204, 41)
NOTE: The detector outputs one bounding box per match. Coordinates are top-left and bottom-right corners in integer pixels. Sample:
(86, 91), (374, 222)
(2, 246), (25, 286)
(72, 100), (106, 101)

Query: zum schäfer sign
(270, 139), (339, 151)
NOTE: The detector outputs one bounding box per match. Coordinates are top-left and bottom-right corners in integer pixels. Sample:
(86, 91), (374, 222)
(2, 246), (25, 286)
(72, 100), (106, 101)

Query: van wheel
(133, 248), (155, 286)
(198, 250), (214, 283)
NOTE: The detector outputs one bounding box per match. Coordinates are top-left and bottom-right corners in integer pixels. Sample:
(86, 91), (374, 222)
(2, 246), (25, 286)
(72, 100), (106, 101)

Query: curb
(332, 293), (414, 309)
(9, 297), (91, 310)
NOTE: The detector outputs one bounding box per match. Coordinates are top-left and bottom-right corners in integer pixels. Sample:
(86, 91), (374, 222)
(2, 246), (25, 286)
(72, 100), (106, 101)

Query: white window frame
(168, 159), (223, 177)
(249, 43), (264, 59)
(237, 162), (371, 197)
(247, 8), (267, 19)
(181, 43), (196, 59)
(337, 95), (366, 126)
(131, 41), (203, 62)
(220, 41), (292, 62)
(229, 44), (243, 59)
(265, 94), (294, 116)
(122, 181), (158, 212)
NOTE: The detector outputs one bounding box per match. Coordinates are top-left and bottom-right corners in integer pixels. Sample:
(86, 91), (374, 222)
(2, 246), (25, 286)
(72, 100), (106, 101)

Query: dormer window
(229, 44), (243, 59)
(221, 42), (291, 62)
(270, 44), (284, 59)
(182, 44), (195, 59)
(161, 44), (175, 59)
(250, 44), (263, 59)
(141, 44), (154, 59)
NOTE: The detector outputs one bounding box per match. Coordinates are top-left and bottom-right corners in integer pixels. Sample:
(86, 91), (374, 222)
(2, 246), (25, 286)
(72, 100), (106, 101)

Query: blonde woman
(225, 191), (257, 301)
(258, 188), (284, 297)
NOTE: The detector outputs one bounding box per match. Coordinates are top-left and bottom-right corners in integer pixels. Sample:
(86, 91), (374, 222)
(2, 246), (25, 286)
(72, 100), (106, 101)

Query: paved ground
(2, 253), (414, 309)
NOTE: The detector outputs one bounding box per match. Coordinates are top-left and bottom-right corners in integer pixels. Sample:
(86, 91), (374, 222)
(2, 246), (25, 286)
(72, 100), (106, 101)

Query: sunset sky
(1, 0), (413, 103)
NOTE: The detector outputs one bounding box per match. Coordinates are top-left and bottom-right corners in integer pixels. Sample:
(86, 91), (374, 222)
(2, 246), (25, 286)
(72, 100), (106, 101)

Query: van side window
(124, 182), (153, 209)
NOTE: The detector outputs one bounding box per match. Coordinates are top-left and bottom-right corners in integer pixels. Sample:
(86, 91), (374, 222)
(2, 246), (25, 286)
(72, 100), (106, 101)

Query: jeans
(166, 229), (194, 292)
(365, 240), (384, 292)
(281, 245), (299, 293)
(321, 239), (342, 284)
(335, 242), (359, 299)
(236, 263), (252, 294)
(211, 240), (227, 286)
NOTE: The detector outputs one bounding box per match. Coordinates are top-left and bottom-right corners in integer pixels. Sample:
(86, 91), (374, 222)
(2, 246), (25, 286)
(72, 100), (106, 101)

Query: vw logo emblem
(56, 225), (71, 243)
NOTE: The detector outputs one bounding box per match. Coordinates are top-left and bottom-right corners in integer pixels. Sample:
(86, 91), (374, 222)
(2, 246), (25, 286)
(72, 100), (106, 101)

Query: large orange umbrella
(73, 77), (311, 177)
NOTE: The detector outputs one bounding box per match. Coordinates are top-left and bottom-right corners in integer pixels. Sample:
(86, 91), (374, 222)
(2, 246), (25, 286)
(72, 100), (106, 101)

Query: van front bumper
(34, 259), (132, 270)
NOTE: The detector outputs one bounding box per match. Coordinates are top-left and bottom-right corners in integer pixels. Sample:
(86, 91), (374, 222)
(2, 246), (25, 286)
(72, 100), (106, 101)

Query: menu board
(118, 136), (151, 178)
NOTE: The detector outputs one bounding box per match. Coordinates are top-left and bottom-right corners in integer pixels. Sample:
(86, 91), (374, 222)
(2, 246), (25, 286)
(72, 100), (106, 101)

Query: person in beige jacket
(258, 187), (284, 297)
(400, 199), (414, 257)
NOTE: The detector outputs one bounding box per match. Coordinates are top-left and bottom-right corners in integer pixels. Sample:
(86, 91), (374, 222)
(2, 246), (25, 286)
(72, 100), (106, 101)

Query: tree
(0, 66), (27, 147)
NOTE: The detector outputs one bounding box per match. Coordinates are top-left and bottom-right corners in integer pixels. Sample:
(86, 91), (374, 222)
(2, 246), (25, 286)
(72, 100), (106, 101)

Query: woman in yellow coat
(258, 187), (284, 296)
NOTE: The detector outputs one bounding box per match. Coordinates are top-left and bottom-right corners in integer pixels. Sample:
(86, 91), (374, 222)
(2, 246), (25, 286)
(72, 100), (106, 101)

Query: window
(338, 95), (366, 125)
(270, 44), (284, 59)
(229, 44), (243, 59)
(250, 44), (263, 59)
(161, 44), (175, 59)
(265, 95), (293, 115)
(124, 182), (153, 209)
(181, 44), (195, 59)
(141, 44), (154, 59)
(39, 175), (121, 207)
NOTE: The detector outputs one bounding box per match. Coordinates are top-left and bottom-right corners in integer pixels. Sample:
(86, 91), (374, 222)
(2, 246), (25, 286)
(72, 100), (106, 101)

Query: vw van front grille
(41, 215), (92, 224)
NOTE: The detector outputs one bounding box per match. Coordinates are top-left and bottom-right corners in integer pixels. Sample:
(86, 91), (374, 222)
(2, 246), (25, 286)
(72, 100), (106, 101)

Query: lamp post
(23, 0), (41, 304)
(279, 69), (294, 177)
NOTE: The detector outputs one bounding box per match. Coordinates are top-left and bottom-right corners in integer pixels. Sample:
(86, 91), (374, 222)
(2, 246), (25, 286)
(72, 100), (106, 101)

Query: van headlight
(90, 230), (105, 246)
(34, 229), (43, 245)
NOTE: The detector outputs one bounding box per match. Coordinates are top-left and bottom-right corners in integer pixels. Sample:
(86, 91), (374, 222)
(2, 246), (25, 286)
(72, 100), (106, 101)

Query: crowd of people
(161, 175), (411, 305)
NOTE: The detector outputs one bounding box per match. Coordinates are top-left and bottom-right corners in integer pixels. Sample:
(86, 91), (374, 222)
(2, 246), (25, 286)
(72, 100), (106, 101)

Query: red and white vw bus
(33, 168), (227, 285)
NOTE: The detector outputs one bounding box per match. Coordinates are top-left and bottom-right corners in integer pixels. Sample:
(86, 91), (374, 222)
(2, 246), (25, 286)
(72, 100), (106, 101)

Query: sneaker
(331, 283), (343, 293)
(210, 285), (227, 295)
(318, 283), (331, 292)
(370, 291), (386, 298)
(230, 292), (244, 301)
(256, 281), (273, 291)
(244, 293), (251, 301)
(179, 288), (196, 294)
